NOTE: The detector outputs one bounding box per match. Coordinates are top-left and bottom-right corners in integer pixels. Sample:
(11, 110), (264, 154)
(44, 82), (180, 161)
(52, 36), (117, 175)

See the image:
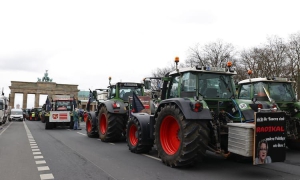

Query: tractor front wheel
(86, 113), (98, 138)
(126, 117), (152, 153)
(155, 104), (204, 167)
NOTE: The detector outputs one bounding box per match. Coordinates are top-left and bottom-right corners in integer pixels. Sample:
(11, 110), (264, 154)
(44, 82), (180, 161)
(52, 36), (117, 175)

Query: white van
(9, 109), (23, 121)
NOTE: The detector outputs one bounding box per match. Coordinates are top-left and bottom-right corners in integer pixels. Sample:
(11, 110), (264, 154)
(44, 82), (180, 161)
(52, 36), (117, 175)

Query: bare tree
(286, 32), (300, 98)
(265, 35), (288, 77)
(150, 61), (185, 90)
(185, 40), (236, 67)
(203, 40), (235, 67)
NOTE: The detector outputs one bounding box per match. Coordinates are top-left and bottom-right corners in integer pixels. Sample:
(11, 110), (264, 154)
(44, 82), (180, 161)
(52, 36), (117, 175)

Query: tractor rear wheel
(126, 117), (152, 153)
(197, 121), (210, 160)
(155, 104), (202, 167)
(86, 113), (98, 138)
(286, 138), (300, 150)
(98, 106), (124, 142)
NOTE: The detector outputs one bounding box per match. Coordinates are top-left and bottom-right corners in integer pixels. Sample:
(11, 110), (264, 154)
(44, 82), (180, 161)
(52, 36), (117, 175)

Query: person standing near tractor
(73, 108), (81, 130)
(31, 111), (35, 121)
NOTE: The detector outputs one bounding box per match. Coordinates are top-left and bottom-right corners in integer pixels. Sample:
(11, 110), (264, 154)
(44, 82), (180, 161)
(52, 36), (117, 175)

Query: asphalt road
(0, 120), (300, 180)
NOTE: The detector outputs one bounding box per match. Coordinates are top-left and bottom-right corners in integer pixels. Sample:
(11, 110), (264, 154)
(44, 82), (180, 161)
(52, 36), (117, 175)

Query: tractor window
(269, 83), (294, 101)
(169, 76), (180, 98)
(109, 86), (116, 99)
(239, 84), (251, 99)
(180, 72), (196, 98)
(253, 82), (268, 101)
(198, 73), (234, 98)
(0, 102), (3, 110)
(56, 101), (72, 111)
(119, 86), (143, 101)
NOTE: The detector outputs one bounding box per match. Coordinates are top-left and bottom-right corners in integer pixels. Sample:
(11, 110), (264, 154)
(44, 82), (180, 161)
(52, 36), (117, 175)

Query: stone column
(9, 92), (15, 109)
(23, 93), (28, 109)
(35, 93), (40, 107)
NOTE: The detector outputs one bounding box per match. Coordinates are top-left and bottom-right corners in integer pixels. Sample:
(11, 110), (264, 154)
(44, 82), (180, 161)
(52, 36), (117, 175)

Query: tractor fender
(99, 100), (127, 114)
(156, 98), (213, 120)
(131, 113), (154, 145)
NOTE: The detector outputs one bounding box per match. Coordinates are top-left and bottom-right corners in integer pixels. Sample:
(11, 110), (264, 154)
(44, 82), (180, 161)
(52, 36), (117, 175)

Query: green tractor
(86, 77), (148, 141)
(126, 57), (287, 167)
(237, 74), (300, 150)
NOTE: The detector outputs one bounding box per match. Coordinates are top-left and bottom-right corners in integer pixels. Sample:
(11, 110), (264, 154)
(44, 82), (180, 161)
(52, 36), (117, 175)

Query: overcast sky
(1, 0), (300, 108)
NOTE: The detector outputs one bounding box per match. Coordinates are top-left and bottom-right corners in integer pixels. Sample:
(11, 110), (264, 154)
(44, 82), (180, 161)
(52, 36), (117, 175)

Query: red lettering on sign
(59, 113), (68, 120)
(256, 126), (285, 133)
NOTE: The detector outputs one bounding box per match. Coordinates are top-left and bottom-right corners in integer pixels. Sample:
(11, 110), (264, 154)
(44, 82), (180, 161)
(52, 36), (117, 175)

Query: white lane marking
(77, 132), (87, 136)
(23, 121), (55, 180)
(33, 152), (42, 155)
(0, 121), (13, 136)
(40, 173), (54, 180)
(36, 160), (46, 164)
(142, 154), (161, 161)
(109, 143), (115, 145)
(38, 166), (50, 171)
(34, 156), (44, 159)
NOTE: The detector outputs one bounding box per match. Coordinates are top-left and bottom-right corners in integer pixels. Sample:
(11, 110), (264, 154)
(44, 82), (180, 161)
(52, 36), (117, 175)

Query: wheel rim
(129, 124), (138, 146)
(160, 115), (180, 155)
(87, 119), (92, 133)
(100, 113), (107, 134)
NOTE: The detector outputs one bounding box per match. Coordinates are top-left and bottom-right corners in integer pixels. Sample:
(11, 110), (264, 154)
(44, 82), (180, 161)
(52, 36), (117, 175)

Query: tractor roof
(109, 82), (144, 86)
(239, 77), (295, 84)
(169, 66), (237, 76)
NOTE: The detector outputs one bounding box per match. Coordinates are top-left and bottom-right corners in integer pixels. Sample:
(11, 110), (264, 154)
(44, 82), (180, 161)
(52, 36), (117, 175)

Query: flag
(46, 96), (51, 111)
(87, 90), (93, 112)
(73, 97), (77, 108)
(131, 92), (144, 113)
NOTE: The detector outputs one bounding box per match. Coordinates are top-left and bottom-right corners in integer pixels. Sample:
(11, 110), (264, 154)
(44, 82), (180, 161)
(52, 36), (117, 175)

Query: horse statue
(37, 70), (53, 82)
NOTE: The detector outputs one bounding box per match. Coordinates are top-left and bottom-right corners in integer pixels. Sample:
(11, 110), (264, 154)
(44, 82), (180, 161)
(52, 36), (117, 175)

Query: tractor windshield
(246, 82), (296, 102)
(267, 82), (295, 101)
(198, 73), (234, 99)
(0, 101), (3, 110)
(119, 86), (143, 101)
(56, 101), (72, 111)
(179, 72), (235, 99)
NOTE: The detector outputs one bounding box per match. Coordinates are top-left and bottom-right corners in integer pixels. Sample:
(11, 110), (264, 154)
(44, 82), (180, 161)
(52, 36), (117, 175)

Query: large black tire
(69, 120), (74, 129)
(98, 106), (124, 142)
(86, 113), (98, 138)
(45, 121), (54, 129)
(286, 138), (300, 150)
(197, 121), (210, 160)
(45, 117), (54, 129)
(126, 117), (152, 153)
(155, 104), (205, 167)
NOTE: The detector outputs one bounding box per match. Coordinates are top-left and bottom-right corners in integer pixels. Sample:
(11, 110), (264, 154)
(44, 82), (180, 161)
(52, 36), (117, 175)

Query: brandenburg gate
(8, 70), (79, 109)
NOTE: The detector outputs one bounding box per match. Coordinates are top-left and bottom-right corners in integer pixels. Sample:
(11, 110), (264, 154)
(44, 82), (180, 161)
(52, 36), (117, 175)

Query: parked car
(9, 109), (23, 121)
